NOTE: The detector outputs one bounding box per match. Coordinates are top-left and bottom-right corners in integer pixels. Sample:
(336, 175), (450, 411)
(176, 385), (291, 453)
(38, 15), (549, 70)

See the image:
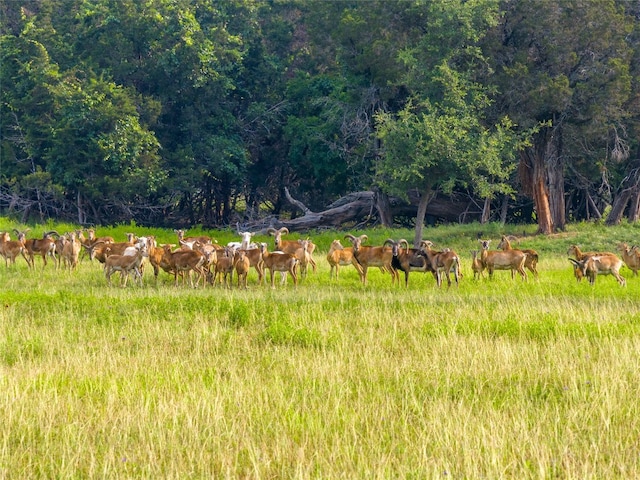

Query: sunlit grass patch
(2, 220), (640, 477)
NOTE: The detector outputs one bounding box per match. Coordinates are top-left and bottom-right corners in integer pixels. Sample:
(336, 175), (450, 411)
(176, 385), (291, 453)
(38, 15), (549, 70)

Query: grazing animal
(567, 245), (613, 282)
(470, 250), (485, 280)
(20, 230), (58, 269)
(616, 243), (640, 276)
(344, 234), (397, 286)
(234, 250), (251, 289)
(0, 231), (28, 267)
(478, 239), (527, 281)
(498, 235), (539, 278)
(383, 238), (433, 287)
(161, 244), (207, 287)
(259, 243), (298, 289)
(326, 239), (363, 280)
(104, 245), (148, 287)
(420, 240), (461, 288)
(568, 255), (626, 286)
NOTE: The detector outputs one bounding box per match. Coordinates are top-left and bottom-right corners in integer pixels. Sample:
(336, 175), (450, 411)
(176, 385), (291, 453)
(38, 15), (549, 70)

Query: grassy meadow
(2, 219), (640, 478)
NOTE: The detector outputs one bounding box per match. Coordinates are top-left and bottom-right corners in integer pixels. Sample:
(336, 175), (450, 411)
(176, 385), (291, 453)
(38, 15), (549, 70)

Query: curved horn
(344, 234), (356, 243)
(359, 234), (368, 244)
(383, 238), (396, 247)
(421, 240), (433, 249)
(279, 227), (289, 235)
(399, 239), (410, 253)
(267, 228), (277, 236)
(44, 230), (60, 238)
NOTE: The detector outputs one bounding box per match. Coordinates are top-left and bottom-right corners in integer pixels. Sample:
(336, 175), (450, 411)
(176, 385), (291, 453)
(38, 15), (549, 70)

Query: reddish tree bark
(518, 125), (564, 234)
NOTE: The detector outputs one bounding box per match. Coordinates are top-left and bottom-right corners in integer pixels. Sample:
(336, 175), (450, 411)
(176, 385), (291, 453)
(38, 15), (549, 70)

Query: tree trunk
(607, 160), (640, 225)
(77, 191), (85, 225)
(252, 189), (476, 232)
(586, 193), (602, 220)
(500, 195), (509, 225)
(481, 197), (491, 224)
(607, 190), (631, 225)
(533, 176), (553, 234)
(547, 155), (566, 230)
(628, 191), (640, 223)
(374, 189), (393, 227)
(413, 188), (436, 247)
(519, 125), (561, 234)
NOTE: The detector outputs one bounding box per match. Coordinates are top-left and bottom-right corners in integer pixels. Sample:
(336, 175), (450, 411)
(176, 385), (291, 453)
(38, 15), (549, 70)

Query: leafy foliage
(1, 0), (639, 228)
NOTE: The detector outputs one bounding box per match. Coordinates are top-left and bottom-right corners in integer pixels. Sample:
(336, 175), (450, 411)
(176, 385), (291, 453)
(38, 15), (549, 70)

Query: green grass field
(2, 219), (640, 478)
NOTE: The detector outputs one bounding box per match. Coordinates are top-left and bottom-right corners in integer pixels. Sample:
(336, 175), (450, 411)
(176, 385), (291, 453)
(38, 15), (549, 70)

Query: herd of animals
(0, 225), (638, 288)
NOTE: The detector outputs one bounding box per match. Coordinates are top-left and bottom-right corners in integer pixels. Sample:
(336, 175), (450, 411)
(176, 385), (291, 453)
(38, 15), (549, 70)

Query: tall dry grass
(1, 221), (640, 478)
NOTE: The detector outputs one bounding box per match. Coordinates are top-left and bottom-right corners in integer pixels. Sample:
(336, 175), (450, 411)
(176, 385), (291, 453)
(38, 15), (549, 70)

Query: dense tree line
(1, 0), (639, 236)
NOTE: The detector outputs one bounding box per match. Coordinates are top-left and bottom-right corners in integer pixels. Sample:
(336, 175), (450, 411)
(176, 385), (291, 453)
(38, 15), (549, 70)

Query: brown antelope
(161, 244), (207, 287)
(616, 243), (640, 276)
(471, 250), (485, 280)
(568, 255), (626, 286)
(384, 238), (434, 287)
(326, 239), (363, 280)
(344, 234), (397, 286)
(478, 239), (527, 281)
(567, 245), (613, 282)
(234, 250), (251, 289)
(0, 231), (28, 267)
(20, 230), (58, 269)
(420, 240), (461, 288)
(259, 243), (298, 288)
(104, 245), (148, 287)
(498, 235), (539, 278)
